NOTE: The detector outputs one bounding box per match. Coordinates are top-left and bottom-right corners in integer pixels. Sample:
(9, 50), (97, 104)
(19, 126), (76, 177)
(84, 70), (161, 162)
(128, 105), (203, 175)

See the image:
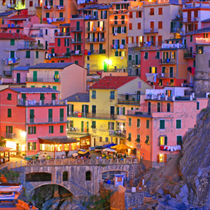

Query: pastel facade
(0, 87), (68, 156)
(126, 87), (208, 168)
(26, 63), (87, 100)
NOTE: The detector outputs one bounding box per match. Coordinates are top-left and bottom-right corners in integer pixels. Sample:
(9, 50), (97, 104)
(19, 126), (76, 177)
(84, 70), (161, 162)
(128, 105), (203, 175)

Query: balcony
(50, 53), (71, 58)
(71, 27), (83, 32)
(3, 71), (12, 76)
(55, 32), (70, 37)
(4, 58), (20, 65)
(87, 113), (116, 120)
(42, 17), (65, 22)
(195, 38), (210, 45)
(161, 43), (186, 49)
(7, 4), (16, 8)
(55, 5), (65, 10)
(118, 99), (140, 105)
(26, 77), (60, 83)
(86, 27), (105, 32)
(131, 60), (141, 66)
(109, 9), (128, 15)
(183, 17), (199, 23)
(27, 117), (67, 124)
(18, 44), (44, 50)
(2, 133), (16, 139)
(71, 39), (83, 43)
(127, 43), (143, 48)
(70, 50), (83, 56)
(31, 33), (44, 38)
(144, 28), (158, 34)
(111, 44), (126, 49)
(109, 130), (126, 138)
(170, 28), (182, 33)
(43, 5), (53, 10)
(86, 38), (106, 43)
(17, 99), (67, 106)
(67, 127), (89, 133)
(72, 14), (98, 20)
(1, 24), (22, 28)
(88, 49), (106, 55)
(35, 3), (42, 8)
(184, 52), (195, 59)
(159, 58), (176, 64)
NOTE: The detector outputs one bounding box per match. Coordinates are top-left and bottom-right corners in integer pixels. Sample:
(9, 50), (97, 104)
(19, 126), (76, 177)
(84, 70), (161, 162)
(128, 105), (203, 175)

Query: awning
(67, 133), (90, 139)
(38, 137), (78, 144)
(0, 146), (12, 152)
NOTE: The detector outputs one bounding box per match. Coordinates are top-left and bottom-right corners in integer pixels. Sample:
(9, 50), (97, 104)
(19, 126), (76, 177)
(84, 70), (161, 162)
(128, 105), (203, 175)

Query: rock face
(179, 107), (210, 207)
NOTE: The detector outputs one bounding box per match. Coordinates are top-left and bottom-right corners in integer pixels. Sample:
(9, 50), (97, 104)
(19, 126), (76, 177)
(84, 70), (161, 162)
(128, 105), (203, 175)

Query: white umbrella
(102, 148), (117, 153)
(72, 153), (78, 157)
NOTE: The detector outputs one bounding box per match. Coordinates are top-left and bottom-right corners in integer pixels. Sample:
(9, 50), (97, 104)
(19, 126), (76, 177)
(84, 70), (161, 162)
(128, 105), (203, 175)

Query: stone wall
(124, 191), (144, 209)
(24, 163), (141, 196)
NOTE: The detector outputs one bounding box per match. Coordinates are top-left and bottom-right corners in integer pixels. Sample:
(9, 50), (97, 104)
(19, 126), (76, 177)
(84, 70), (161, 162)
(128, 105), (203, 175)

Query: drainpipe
(150, 118), (153, 168)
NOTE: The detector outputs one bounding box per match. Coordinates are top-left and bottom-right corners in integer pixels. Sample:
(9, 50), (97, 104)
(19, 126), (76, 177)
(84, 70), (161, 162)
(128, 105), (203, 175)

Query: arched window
(86, 171), (91, 181)
(63, 171), (68, 181)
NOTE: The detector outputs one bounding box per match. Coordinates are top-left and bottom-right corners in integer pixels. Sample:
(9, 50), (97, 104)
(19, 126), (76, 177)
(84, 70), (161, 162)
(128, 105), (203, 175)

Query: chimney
(75, 95), (80, 101)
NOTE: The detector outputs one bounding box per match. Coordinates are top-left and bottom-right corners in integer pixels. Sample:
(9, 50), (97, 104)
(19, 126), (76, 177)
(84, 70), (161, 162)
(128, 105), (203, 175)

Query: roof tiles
(0, 33), (35, 41)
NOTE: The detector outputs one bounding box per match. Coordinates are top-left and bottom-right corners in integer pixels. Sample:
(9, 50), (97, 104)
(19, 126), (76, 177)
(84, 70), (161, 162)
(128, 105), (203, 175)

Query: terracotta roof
(90, 76), (138, 89)
(5, 15), (34, 20)
(0, 33), (35, 41)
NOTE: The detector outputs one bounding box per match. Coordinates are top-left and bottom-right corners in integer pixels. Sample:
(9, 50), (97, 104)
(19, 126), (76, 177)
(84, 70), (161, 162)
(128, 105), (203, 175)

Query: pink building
(126, 87), (208, 168)
(0, 87), (77, 157)
(2, 14), (40, 34)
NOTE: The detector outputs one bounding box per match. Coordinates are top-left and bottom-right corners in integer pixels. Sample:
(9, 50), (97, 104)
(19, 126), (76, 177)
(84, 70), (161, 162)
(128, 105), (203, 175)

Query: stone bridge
(18, 158), (142, 196)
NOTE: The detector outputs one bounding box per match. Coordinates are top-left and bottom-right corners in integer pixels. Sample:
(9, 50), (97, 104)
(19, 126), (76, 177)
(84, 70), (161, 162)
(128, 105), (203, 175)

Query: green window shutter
(33, 142), (36, 150)
(190, 35), (192, 42)
(117, 107), (119, 115)
(48, 109), (52, 122)
(164, 136), (167, 145)
(10, 51), (15, 58)
(115, 51), (118, 56)
(52, 126), (54, 133)
(117, 27), (121, 33)
(137, 119), (140, 127)
(7, 93), (12, 100)
(30, 110), (34, 118)
(197, 101), (200, 110)
(60, 125), (64, 133)
(146, 120), (149, 128)
(160, 120), (165, 129)
(112, 27), (114, 34)
(36, 51), (39, 58)
(87, 122), (89, 132)
(156, 52), (160, 59)
(40, 93), (45, 100)
(8, 109), (11, 117)
(108, 122), (110, 129)
(59, 12), (63, 18)
(149, 67), (152, 73)
(129, 118), (131, 126)
(177, 136), (182, 145)
(128, 55), (132, 61)
(101, 11), (103, 19)
(104, 11), (107, 19)
(124, 26), (126, 33)
(58, 39), (61, 46)
(26, 51), (30, 58)
(28, 127), (31, 134)
(34, 127), (36, 134)
(176, 120), (181, 129)
(123, 107), (125, 115)
(60, 108), (64, 121)
(112, 122), (114, 129)
(10, 39), (15, 45)
(60, 0), (63, 5)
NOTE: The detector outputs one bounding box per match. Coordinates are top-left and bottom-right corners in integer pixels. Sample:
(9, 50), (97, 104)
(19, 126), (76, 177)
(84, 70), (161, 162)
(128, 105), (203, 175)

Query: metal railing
(18, 44), (44, 50)
(156, 72), (175, 78)
(71, 39), (83, 43)
(87, 113), (117, 119)
(71, 14), (98, 20)
(196, 38), (210, 44)
(43, 5), (53, 9)
(86, 38), (106, 43)
(111, 44), (126, 49)
(27, 117), (66, 124)
(51, 53), (70, 58)
(183, 17), (199, 22)
(26, 77), (60, 82)
(2, 133), (16, 139)
(118, 99), (140, 105)
(144, 28), (158, 33)
(160, 58), (176, 64)
(17, 99), (67, 106)
(109, 9), (128, 15)
(109, 130), (126, 137)
(86, 27), (105, 32)
(130, 60), (141, 65)
(55, 5), (65, 9)
(184, 52), (195, 59)
(71, 27), (83, 31)
(170, 28), (182, 33)
(71, 50), (83, 55)
(1, 24), (21, 28)
(55, 32), (70, 36)
(67, 127), (89, 133)
(110, 20), (126, 25)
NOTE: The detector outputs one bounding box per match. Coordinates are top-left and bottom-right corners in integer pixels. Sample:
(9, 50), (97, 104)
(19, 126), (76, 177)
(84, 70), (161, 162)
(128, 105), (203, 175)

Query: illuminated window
(159, 154), (164, 163)
(64, 144), (69, 151)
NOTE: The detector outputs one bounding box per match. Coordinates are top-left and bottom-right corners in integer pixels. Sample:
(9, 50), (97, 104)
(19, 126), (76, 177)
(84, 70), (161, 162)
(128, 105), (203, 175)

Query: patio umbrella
(102, 148), (117, 153)
(111, 143), (133, 151)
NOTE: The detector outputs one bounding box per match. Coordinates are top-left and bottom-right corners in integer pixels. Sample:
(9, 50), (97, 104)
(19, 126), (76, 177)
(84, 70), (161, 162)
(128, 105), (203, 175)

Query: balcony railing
(88, 49), (106, 54)
(71, 50), (83, 55)
(31, 33), (44, 38)
(71, 39), (83, 43)
(18, 44), (44, 50)
(2, 133), (16, 139)
(86, 27), (105, 32)
(130, 60), (141, 66)
(156, 72), (175, 78)
(161, 43), (186, 49)
(26, 77), (60, 82)
(110, 20), (126, 25)
(71, 14), (98, 20)
(3, 71), (12, 76)
(4, 58), (20, 65)
(170, 28), (182, 33)
(111, 44), (126, 49)
(35, 3), (42, 7)
(118, 99), (140, 105)
(55, 32), (70, 36)
(195, 38), (210, 45)
(183, 17), (199, 22)
(27, 117), (66, 124)
(43, 5), (53, 9)
(17, 99), (67, 106)
(67, 127), (89, 133)
(50, 53), (70, 58)
(86, 38), (106, 43)
(68, 112), (116, 119)
(55, 5), (65, 10)
(144, 28), (158, 33)
(160, 58), (176, 64)
(109, 9), (128, 15)
(42, 17), (65, 22)
(71, 27), (83, 32)
(109, 130), (126, 137)
(1, 24), (22, 28)
(184, 52), (195, 59)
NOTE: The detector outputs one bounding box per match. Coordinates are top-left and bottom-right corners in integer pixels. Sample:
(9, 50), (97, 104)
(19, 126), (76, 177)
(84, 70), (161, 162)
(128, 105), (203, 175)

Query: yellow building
(65, 76), (152, 147)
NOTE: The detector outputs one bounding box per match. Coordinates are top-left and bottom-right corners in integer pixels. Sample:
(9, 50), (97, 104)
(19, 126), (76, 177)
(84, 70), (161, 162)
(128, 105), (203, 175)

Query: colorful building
(26, 62), (87, 99)
(126, 87), (208, 168)
(66, 76), (152, 147)
(0, 87), (70, 156)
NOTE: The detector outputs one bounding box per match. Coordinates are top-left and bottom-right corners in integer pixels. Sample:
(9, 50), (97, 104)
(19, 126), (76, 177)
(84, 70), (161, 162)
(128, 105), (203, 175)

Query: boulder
(42, 197), (60, 210)
(59, 198), (72, 210)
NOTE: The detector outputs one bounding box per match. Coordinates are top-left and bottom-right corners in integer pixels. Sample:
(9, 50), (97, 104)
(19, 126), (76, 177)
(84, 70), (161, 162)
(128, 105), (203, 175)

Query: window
(158, 21), (162, 29)
(145, 136), (149, 144)
(160, 120), (165, 129)
(156, 52), (160, 59)
(36, 51), (39, 58)
(150, 8), (154, 15)
(197, 101), (200, 110)
(197, 46), (203, 54)
(144, 52), (148, 59)
(136, 134), (140, 143)
(59, 12), (63, 18)
(129, 118), (131, 126)
(177, 136), (182, 145)
(157, 102), (160, 112)
(29, 0), (33, 6)
(28, 142), (36, 151)
(26, 51), (30, 58)
(7, 93), (12, 100)
(108, 122), (114, 130)
(10, 51), (15, 58)
(63, 171), (68, 181)
(86, 171), (91, 181)
(99, 137), (102, 142)
(8, 109), (11, 118)
(150, 67), (157, 73)
(159, 136), (167, 145)
(167, 103), (170, 112)
(28, 126), (36, 134)
(158, 8), (162, 15)
(110, 91), (115, 99)
(49, 126), (54, 133)
(128, 133), (131, 141)
(128, 55), (132, 61)
(138, 23), (141, 29)
(46, 12), (49, 18)
(92, 90), (96, 99)
(10, 39), (15, 45)
(129, 23), (132, 30)
(60, 125), (64, 133)
(129, 12), (132, 18)
(58, 38), (61, 47)
(146, 120), (149, 129)
(92, 121), (96, 129)
(137, 119), (140, 128)
(190, 35), (193, 42)
(123, 107), (125, 115)
(176, 120), (181, 129)
(136, 11), (141, 18)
